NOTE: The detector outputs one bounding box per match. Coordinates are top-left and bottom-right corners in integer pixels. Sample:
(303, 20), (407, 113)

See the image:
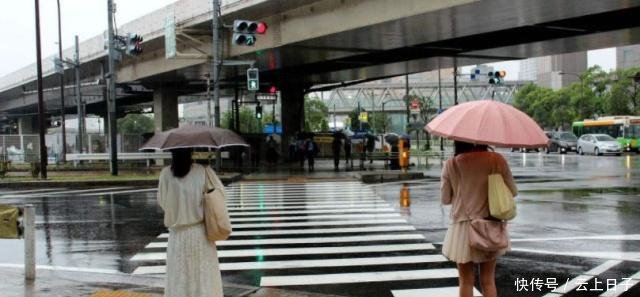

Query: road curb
(0, 173), (243, 188)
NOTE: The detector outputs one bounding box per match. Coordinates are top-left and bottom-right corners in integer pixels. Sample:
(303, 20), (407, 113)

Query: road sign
(256, 93), (277, 102)
(410, 100), (420, 114)
(164, 15), (176, 59)
(359, 112), (368, 123)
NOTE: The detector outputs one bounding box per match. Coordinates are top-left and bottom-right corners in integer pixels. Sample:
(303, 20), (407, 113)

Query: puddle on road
(523, 187), (640, 199)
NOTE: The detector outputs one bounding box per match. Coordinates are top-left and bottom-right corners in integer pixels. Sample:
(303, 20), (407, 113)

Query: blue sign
(263, 124), (282, 134)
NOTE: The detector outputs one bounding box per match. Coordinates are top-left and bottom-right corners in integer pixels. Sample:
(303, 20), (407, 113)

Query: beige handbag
(203, 167), (232, 242)
(488, 154), (516, 220)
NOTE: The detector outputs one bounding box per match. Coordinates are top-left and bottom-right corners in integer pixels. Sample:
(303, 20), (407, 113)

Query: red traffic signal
(268, 85), (278, 94)
(256, 22), (268, 34)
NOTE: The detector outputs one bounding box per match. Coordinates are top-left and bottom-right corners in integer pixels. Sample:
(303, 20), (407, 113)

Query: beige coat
(441, 151), (517, 222)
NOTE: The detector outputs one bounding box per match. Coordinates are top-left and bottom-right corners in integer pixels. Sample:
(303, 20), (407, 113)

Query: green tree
(221, 106), (264, 133)
(304, 96), (330, 132)
(605, 67), (640, 116)
(118, 114), (154, 134)
(370, 112), (390, 133)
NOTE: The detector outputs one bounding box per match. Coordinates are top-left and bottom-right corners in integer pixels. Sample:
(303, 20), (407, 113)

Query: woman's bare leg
(457, 262), (475, 297)
(479, 259), (497, 297)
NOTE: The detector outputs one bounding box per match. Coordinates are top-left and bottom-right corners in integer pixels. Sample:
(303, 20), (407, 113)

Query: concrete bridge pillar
(280, 86), (305, 161)
(153, 86), (179, 132)
(18, 116), (37, 135)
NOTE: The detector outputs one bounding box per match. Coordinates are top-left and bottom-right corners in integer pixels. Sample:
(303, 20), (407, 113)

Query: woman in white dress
(157, 148), (224, 297)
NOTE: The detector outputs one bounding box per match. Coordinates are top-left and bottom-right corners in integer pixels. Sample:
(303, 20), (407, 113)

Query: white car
(577, 134), (622, 156)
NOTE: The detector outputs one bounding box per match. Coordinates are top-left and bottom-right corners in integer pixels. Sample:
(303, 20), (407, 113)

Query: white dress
(157, 163), (224, 297)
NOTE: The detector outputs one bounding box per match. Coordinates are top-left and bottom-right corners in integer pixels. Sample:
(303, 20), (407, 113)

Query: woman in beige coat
(440, 141), (517, 297)
(157, 148), (224, 297)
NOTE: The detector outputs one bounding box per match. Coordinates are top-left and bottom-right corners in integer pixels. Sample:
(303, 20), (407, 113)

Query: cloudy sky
(0, 0), (617, 79)
(0, 0), (177, 77)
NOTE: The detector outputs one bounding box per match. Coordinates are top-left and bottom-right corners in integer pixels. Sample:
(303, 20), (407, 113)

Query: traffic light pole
(56, 0), (67, 163)
(34, 0), (47, 179)
(212, 0), (222, 172)
(107, 0), (118, 175)
(74, 35), (84, 154)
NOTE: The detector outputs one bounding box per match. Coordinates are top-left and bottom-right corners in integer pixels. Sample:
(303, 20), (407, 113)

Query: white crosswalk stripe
(130, 181), (459, 296)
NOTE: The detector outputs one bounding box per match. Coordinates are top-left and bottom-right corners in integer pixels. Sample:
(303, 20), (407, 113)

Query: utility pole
(56, 0), (67, 163)
(212, 0), (221, 128)
(212, 0), (222, 172)
(405, 74), (410, 130)
(453, 57), (458, 106)
(206, 73), (211, 126)
(107, 0), (118, 175)
(438, 61), (443, 151)
(74, 35), (84, 153)
(34, 0), (47, 179)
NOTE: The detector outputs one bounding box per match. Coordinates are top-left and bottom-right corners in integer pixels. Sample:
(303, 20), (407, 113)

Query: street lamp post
(559, 71), (586, 118)
(56, 0), (67, 163)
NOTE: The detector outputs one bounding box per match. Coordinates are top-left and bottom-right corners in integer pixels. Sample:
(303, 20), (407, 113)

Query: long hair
(454, 141), (488, 156)
(170, 148), (194, 178)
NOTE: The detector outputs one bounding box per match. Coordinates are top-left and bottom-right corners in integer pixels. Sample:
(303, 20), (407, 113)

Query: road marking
(543, 260), (622, 295)
(226, 193), (378, 200)
(80, 188), (157, 196)
(223, 218), (409, 229)
(131, 243), (436, 261)
(259, 268), (458, 286)
(156, 225), (415, 238)
(511, 248), (640, 262)
(226, 197), (380, 203)
(146, 233), (424, 248)
(133, 254), (447, 274)
(392, 287), (483, 297)
(227, 199), (384, 206)
(229, 207), (395, 216)
(0, 188), (61, 195)
(227, 202), (391, 211)
(511, 234), (640, 242)
(230, 213), (400, 223)
(0, 263), (122, 275)
(225, 187), (375, 197)
(8, 187), (133, 198)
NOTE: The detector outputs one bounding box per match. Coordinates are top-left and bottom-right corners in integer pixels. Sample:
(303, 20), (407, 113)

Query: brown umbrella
(140, 125), (249, 151)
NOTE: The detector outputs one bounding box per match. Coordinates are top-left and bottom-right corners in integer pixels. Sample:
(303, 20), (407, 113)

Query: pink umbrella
(425, 100), (548, 148)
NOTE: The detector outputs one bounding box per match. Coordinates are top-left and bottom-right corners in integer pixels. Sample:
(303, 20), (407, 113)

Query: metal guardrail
(0, 204), (35, 280)
(66, 152), (172, 161)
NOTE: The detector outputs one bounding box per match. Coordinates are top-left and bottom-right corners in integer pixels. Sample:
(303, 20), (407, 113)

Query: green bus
(572, 116), (640, 152)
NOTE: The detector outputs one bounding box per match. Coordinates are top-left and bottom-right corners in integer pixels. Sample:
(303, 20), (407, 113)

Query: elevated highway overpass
(1, 0), (640, 138)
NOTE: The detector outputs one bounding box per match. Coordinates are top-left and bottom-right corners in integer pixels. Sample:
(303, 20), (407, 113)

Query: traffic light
(126, 33), (143, 56)
(489, 70), (506, 85)
(247, 67), (259, 91)
(470, 68), (480, 80)
(233, 20), (267, 46)
(268, 85), (278, 94)
(255, 103), (263, 119)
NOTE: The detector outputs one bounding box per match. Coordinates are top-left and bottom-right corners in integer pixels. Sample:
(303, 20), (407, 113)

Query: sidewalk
(0, 266), (345, 297)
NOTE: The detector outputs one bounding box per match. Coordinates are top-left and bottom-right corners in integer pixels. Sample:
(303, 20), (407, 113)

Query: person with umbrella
(426, 100), (547, 297)
(332, 132), (343, 171)
(141, 125), (248, 297)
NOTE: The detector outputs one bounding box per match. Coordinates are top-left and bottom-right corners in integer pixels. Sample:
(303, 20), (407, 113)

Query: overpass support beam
(280, 86), (305, 161)
(153, 87), (179, 132)
(18, 116), (38, 135)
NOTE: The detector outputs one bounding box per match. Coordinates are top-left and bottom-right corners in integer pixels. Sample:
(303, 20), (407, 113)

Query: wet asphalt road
(0, 151), (639, 297)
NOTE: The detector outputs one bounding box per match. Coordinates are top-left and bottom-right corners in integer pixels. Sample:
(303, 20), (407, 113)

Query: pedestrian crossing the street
(130, 181), (465, 297)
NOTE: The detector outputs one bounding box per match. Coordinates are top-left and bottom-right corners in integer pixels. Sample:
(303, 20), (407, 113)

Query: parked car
(547, 132), (578, 154)
(577, 134), (622, 156)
